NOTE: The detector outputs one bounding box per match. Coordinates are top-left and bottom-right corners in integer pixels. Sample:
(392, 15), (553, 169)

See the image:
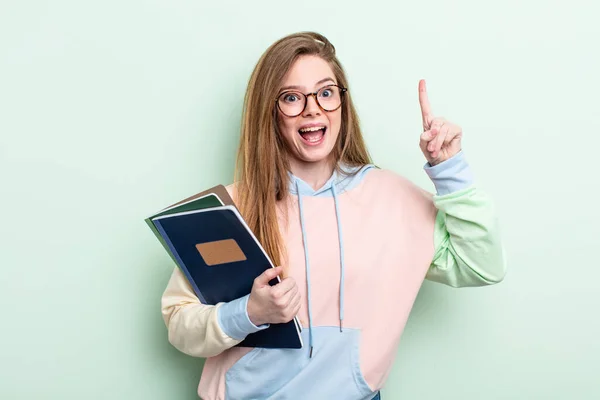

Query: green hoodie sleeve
(423, 151), (507, 287)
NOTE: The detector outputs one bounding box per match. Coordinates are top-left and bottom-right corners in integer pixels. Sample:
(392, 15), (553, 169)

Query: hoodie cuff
(424, 150), (474, 196)
(217, 294), (270, 340)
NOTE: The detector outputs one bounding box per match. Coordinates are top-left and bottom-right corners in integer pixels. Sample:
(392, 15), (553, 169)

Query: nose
(302, 93), (321, 117)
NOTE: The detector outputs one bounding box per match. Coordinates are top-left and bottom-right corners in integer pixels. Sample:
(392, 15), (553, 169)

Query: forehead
(280, 55), (336, 90)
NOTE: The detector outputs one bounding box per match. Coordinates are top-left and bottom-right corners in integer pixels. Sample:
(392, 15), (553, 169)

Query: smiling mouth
(298, 126), (326, 144)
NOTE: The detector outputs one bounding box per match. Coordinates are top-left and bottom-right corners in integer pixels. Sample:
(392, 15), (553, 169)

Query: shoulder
(225, 182), (237, 197)
(363, 167), (433, 201)
(225, 182), (239, 204)
(356, 167), (437, 221)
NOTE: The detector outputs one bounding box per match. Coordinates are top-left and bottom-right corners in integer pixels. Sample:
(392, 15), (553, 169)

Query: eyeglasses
(275, 85), (347, 117)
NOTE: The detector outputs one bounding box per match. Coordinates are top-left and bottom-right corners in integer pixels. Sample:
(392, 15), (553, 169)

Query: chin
(296, 146), (335, 164)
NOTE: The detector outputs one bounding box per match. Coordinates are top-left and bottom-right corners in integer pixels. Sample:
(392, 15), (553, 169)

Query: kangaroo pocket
(225, 327), (374, 400)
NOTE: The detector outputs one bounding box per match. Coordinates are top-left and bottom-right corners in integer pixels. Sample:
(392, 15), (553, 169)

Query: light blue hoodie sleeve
(217, 294), (270, 340)
(423, 151), (507, 287)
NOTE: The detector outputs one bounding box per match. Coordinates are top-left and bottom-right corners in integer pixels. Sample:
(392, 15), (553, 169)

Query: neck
(289, 157), (336, 191)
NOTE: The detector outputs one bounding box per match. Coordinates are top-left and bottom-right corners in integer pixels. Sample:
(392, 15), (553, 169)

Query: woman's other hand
(418, 79), (463, 166)
(247, 266), (302, 326)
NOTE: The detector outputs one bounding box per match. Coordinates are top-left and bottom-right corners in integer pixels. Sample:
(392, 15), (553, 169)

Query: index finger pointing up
(418, 79), (433, 128)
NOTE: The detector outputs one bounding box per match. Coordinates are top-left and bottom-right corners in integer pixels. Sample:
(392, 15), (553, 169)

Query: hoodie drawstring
(296, 180), (314, 358)
(331, 184), (345, 333)
(295, 180), (345, 358)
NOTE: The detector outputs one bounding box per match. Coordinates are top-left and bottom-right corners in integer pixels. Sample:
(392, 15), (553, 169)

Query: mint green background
(1, 1), (599, 399)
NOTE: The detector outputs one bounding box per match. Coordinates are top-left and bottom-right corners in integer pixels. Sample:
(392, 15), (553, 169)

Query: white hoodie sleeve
(161, 266), (268, 358)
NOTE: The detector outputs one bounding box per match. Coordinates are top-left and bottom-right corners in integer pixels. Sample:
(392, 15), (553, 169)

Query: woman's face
(276, 55), (342, 168)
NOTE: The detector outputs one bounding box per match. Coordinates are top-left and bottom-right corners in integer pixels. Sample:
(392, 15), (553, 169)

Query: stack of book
(145, 185), (303, 349)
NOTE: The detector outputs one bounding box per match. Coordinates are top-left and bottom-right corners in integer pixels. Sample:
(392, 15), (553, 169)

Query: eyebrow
(279, 77), (336, 93)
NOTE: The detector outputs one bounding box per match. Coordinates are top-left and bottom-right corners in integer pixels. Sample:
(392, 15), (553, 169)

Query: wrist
(217, 295), (269, 340)
(246, 295), (265, 326)
(424, 150), (474, 195)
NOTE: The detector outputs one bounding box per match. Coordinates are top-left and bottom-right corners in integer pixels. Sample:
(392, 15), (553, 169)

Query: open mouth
(298, 126), (326, 145)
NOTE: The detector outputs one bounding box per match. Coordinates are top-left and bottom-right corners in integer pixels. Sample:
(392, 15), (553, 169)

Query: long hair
(234, 31), (372, 273)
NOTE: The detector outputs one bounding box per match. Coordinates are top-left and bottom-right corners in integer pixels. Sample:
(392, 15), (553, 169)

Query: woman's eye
(321, 89), (332, 97)
(283, 93), (300, 102)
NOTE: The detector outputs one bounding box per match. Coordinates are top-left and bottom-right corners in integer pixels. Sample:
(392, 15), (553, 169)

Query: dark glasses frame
(275, 84), (348, 117)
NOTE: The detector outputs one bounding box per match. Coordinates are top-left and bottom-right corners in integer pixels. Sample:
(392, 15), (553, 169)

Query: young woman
(161, 31), (506, 400)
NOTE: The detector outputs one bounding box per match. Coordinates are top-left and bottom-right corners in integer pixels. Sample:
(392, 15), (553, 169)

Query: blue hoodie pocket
(225, 327), (374, 400)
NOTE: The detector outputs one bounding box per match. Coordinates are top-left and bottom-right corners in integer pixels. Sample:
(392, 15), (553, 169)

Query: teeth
(299, 126), (325, 133)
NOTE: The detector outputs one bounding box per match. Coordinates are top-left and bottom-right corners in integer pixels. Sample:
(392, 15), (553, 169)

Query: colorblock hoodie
(160, 150), (507, 400)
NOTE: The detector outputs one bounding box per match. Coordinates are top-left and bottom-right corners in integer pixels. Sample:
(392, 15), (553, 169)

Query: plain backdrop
(1, 1), (599, 399)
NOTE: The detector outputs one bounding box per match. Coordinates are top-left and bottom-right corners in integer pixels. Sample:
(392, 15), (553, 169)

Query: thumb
(255, 266), (283, 287)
